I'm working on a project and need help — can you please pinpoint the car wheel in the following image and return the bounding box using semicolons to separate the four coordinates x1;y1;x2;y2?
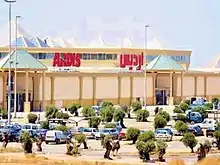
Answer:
55;139;60;144
45;141;49;144
212;142;217;148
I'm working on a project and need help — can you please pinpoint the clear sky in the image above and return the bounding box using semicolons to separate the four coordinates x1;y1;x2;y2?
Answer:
0;0;219;68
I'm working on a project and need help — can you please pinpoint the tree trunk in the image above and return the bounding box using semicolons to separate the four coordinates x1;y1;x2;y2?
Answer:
144;152;150;161
120;119;126;128
83;141;88;149
190;147;194;153
75;111;78;116
128;113;131;118
132;138;137;144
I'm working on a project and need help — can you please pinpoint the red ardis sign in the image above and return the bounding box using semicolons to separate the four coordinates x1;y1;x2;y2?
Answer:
120;53;144;70
53;52;81;67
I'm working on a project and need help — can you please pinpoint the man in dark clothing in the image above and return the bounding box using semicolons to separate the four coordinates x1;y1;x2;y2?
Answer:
36;134;43;152
197;143;206;161
2;132;9;148
104;138;113;160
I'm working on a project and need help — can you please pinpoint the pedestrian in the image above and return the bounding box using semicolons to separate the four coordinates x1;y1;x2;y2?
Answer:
104;137;113;160
2;131;8;148
36;134;43;152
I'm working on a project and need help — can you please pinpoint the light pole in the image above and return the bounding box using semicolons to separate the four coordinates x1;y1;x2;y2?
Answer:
5;0;16;124
144;25;149;110
13;15;21;118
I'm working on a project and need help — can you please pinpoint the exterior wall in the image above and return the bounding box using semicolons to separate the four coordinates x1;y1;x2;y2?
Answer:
183;76;195;97
197;76;204;96
156;75;169;88
82;77;93;99
207;77;220;95
0;77;2;105
96;77;118;99
53;77;79;100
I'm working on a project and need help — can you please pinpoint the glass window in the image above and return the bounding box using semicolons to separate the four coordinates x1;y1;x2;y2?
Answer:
106;54;113;60
91;53;98;60
83;53;89;60
98;53;105;60
47;53;54;59
112;54;117;60
39;53;46;59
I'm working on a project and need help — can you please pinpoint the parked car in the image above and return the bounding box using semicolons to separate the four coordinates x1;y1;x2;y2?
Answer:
156;128;173;136
206;126;220;137
194;118;216;129
188;125;203;136
140;129;148;134
212;139;218;148
155;130;172;141
118;131;126;140
95;128;119;140
81;128;98;139
92;106;102;115
45;130;68;144
0;128;18;142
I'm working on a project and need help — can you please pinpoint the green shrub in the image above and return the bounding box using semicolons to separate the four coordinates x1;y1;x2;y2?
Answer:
158;111;170;122
88;117;101;128
27;113;38;124
138;131;155;142
176;114;187;122
21;131;33;154
75;133;87;144
62;113;69;119
45;105;58;119
214;130;220;150
126;127;141;144
182;133;198;153
212;97;219;105
55;112;64;119
104;123;116;128
174;120;188;135
113;108;126;128
183;99;190;105
68;103;81;116
179;102;189;112
55;125;70;132
82;107;96;117
131;102;142;112
136;109;150;122
100;106;115;122
204;103;213;110
154;115;167;129
102;101;113;108
173;106;184;113
136;131;156;161
40;121;49;129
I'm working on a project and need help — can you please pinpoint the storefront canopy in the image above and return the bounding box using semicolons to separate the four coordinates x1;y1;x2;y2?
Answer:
146;55;185;71
0;50;47;71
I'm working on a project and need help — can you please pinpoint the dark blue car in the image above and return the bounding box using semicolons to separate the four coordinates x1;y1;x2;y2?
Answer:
188;125;203;136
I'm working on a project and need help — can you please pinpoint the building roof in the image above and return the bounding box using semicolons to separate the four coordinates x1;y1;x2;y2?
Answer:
146;55;185;71
10;36;36;48
0;50;47;70
30;37;49;48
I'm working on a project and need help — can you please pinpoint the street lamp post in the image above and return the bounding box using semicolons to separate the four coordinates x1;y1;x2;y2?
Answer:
13;15;21;118
5;0;16;124
144;25;149;110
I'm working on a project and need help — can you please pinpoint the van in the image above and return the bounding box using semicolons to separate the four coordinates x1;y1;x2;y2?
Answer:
45;130;67;144
22;124;41;130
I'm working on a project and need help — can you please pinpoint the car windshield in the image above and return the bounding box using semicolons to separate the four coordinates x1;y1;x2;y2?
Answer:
102;129;110;133
22;125;31;129
83;128;91;132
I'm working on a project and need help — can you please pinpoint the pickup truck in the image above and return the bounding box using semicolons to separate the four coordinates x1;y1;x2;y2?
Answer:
172;111;203;124
194;118;216;129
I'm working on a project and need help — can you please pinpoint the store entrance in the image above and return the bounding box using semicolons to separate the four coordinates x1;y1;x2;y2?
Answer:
6;93;32;112
155;90;168;105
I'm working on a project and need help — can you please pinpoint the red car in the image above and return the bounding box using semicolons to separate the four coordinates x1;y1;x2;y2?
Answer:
119;132;126;140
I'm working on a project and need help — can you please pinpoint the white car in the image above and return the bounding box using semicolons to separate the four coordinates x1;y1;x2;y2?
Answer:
195;118;216;129
155;130;172;141
45;130;67;144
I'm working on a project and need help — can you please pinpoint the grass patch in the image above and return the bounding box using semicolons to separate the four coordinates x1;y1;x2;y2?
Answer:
0;147;23;153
